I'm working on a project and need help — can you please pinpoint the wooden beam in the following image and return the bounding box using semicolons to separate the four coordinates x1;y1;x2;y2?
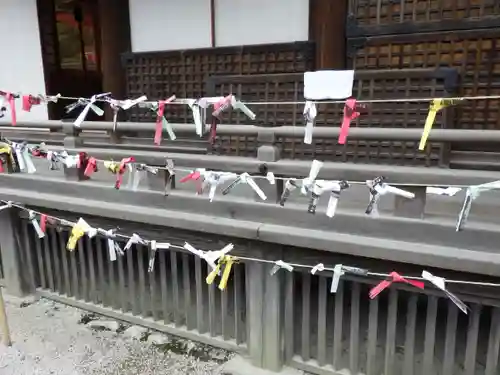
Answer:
309;0;347;69
98;0;131;119
210;0;216;47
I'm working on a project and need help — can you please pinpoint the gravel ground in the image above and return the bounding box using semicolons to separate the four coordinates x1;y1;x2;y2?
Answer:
0;296;232;375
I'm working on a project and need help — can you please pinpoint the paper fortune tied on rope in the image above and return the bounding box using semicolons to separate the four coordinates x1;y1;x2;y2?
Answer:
184;242;234;272
311;263;325;275
422;271;468;314
210;95;256;143
13;142;36;174
206;255;236;291
221;172;267;201
0;201;12;212
7;198;500;298
147;241;170;273
103;229;123;261
0;91;18;125
419;98;462;151
280;179;298;206
270;260;293;275
107;95;147;131
301;160;323;195
67;219;88;251
456;180;500;231
71;93;108;127
124;233;146;251
200;170;238;202
22;95;42;112
29;211;45;239
328;265;369;293
365;177;415;217
187;98;208;137
369;271;425;299
427;186;462;196
338;98;361;145
303;101;317;144
307;180;349;218
153;95;176;145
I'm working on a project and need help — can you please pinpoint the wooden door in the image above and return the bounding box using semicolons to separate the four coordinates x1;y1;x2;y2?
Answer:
37;0;102;120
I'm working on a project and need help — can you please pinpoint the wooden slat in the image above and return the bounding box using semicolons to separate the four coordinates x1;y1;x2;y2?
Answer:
332;280;344;370
442;300;458;375
149;251;159;321
96;238;107;306
137;245;147;317
117;248;127;312
49;228;61;293
20;220;36;290
77;238;88;301
464;304;482;375
208;262;217;337
171;251;181;326
221;278;229;340
107;241;117;309
70;239;80;299
284;271;295;362
35;224;47;289
422;296;438;375
301;273;311;361
366;295;379;375
127;244;139;315
182;253;193;329
384;289;398;375
85;237;97;303
317;276;328;366
403;294;418;375
349;282;361;373
233;264;245;345
194;256;205;333
159;249;169;322
485;307;500;375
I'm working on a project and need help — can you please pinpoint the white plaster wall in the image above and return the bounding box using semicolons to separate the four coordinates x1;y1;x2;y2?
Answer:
0;0;48;122
128;0;309;52
214;0;309;47
129;0;212;52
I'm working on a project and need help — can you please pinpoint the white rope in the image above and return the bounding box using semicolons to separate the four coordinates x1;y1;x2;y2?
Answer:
5;200;500;287
4;92;500;107
18;140;473;189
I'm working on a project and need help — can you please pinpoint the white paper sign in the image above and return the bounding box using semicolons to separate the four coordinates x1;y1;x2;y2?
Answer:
304;70;355;100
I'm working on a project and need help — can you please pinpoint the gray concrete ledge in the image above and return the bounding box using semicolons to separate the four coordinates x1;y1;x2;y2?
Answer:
1;183;500;276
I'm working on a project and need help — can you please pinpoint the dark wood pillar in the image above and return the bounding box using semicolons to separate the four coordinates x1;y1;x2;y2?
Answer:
309;0;347;69
98;0;131;119
36;0;60;120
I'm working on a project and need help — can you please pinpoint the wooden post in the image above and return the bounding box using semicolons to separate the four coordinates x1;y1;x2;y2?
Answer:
0;287;11;346
0;210;31;297
97;0;131;118
245;245;286;372
309;0;347;69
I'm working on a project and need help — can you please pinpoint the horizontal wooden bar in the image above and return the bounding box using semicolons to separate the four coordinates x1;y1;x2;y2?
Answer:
346;16;500;38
